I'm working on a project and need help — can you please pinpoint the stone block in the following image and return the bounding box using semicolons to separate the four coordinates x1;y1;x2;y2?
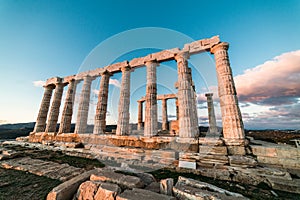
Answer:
178;160;196;169
199;146;227;155
116;188;176;200
228;155;257;168
94;182;121;200
47;169;98;200
75;181;98;200
227;146;246;155
160;178;174;196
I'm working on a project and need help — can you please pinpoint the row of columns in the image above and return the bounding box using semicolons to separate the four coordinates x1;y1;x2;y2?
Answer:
33;42;244;141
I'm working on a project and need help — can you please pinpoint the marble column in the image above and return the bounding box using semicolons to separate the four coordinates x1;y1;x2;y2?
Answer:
33;85;55;132
137;100;144;130
74;75;93;134
144;61;158;137
205;93;218;134
93;71;111;134
116;66;131;136
58;79;77;134
175;52;198;138
175;98;179;120
161;98;168;131
45;82;64;133
211;42;245;141
188;67;199;135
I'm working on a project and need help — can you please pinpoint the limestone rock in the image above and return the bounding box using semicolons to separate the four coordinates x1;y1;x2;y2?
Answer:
94;182;121;200
160;178;174;195
228;155;257;168
76;181;98;200
117;188;176;200
145;182;160;193
173;176;248;200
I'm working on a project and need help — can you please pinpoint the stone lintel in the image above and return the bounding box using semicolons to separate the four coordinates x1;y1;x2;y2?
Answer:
45;77;63;86
138;93;177;102
183;35;220;54
106;61;129;73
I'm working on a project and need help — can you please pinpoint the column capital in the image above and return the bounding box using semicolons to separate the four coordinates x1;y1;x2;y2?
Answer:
100;70;112;77
121;65;131;72
205;93;214;97
210;42;229;54
145;60;159;67
175;51;190;61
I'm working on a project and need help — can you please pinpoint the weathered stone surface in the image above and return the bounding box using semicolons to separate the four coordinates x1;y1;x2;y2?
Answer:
228;155;257;168
178;160;196;169
75;181;98;200
47;169;98;200
227;146;246;155
116;66;131;136
205;93;218;134
160;178;173;195
173;176;248;200
0;157;85;181
91;169;144;189
199;146;227;155
94;182;121;200
211;42;245;140
117;188;176;200
145;182;160;193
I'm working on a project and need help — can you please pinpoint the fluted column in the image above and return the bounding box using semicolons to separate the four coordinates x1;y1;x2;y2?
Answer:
175;52;198;138
45;82;64;133
58;79;77;134
33;85;55;132
161;98;168;131
211;42;245;141
116;66;131;136
205;93;218;134
93;71;111;134
137;100;144;130
74;75;93;134
175;98;179;120
188;67;199;135
144;61;158;137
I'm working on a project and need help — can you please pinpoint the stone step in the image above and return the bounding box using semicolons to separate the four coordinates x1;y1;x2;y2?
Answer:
0;157;85;181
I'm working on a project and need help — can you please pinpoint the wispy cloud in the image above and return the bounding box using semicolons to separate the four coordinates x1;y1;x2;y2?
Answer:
235;50;300;106
33;80;45;87
109;79;121;88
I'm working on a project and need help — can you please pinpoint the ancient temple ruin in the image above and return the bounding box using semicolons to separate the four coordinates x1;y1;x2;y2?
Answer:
31;36;243;138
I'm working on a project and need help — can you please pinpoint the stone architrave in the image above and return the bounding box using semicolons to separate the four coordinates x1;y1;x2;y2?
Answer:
116;66;131;136
74;75;93;134
33;85;55;133
137;100;144;130
144;61;158;137
45;82;64;133
58;79;78;134
211;42;245;142
161;98;168;131
205;93;218;134
93;71;111;134
175;52;198;138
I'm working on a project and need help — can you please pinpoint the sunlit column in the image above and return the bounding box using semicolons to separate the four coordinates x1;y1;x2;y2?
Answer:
116;66;131;136
93;71;111;134
211;42;245;141
144;61;158;137
58;79;77;134
33;85;55;132
45;82;64;133
74;75;93;134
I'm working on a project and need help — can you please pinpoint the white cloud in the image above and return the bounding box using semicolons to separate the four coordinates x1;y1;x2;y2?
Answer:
109;79;121;88
33;80;45;87
235;50;300;105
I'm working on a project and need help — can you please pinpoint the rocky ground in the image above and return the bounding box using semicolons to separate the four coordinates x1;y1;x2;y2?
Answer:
0;142;300;200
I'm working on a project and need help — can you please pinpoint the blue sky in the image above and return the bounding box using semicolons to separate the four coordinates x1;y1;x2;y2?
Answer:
0;0;299;129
